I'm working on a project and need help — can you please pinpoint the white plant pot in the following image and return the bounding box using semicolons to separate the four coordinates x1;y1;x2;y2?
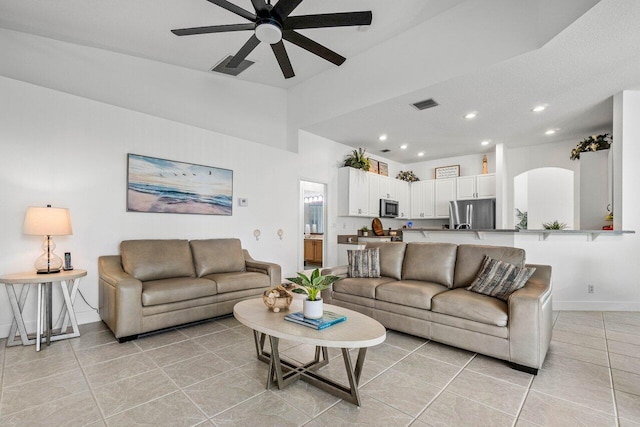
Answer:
303;298;324;319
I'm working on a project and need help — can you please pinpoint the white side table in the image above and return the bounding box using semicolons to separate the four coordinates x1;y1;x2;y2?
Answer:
1;269;87;351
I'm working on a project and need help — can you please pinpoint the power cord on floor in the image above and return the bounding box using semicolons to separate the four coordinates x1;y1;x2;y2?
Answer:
53;288;100;330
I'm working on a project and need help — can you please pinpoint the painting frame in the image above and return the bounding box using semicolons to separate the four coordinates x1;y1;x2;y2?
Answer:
378;161;389;176
434;165;460;179
127;153;233;216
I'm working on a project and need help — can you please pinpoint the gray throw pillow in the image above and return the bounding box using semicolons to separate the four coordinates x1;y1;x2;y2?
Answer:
467;256;536;301
347;248;381;278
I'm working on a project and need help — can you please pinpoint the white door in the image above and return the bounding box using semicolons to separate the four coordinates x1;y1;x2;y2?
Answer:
351;169;370;216
435;178;456;217
476;174;496;198
396;180;410;219
368;173;381;217
456;176;476;200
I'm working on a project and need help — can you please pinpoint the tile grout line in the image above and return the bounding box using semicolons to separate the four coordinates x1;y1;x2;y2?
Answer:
603;313;622;427
511;371;541;426
0;340;6;416
71;336;110;424
411;352;478;423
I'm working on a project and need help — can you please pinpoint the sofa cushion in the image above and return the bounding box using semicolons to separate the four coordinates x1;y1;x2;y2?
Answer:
453;244;526;289
364;242;407;280
376;280;449;310
202;271;269;293
348;248;380;278
402;243;458;288
333;277;396;299
467;256;537;301
121;240;195;282
190;239;246;277
431;288;508;327
141;277;217;306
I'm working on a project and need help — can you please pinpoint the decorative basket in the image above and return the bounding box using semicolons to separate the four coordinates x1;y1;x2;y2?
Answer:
262;285;293;313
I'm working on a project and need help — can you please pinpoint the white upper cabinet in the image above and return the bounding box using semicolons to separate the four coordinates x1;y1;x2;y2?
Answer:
338;167;370;217
435;178;457;217
411;180;435;219
456;174;496;200
379;176;395;200
395;180;410;219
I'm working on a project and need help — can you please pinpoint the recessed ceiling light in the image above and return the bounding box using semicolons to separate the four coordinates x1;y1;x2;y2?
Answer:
481;140;490;146
464;112;478;119
545;129;557;135
378;134;387;141
400;144;408;150
532;105;546;113
418;152;425;157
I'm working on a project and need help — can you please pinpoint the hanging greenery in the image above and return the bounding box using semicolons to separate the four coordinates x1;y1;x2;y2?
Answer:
570;133;611;160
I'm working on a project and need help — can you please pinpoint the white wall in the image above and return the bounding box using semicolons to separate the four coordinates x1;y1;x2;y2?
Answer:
0;76;298;338
523;168;574;230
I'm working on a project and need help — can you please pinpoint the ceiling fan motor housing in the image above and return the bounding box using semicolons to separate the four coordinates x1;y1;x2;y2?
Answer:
255;19;282;44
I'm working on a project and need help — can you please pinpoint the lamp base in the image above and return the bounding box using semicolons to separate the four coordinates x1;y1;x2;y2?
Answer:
37;268;61;274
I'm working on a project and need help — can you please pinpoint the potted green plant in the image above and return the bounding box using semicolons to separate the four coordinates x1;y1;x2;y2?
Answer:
287;269;340;319
343;148;371;171
360;226;370;236
542;220;568;230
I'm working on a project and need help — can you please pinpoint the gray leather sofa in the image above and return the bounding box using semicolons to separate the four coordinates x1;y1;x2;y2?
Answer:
98;238;280;341
321;242;552;373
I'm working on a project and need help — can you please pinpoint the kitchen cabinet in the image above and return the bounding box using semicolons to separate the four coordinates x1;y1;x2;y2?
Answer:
338;167;370;217
369;175;398;216
304;239;323;264
456;174;496;200
411;180;435;219
435;178;457;217
395;180;411;219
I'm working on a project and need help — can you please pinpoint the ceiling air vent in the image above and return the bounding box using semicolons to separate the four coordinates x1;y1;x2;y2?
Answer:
380;149;391;153
412;98;439;111
211;55;254;76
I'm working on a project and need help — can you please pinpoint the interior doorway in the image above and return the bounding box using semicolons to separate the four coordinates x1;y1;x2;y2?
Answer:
300;180;327;272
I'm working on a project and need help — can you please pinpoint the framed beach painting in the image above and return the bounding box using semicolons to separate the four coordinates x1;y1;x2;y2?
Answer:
127;154;233;215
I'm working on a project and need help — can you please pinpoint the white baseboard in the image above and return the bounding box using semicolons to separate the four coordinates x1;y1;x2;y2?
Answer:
0;309;102;340
553;301;640;311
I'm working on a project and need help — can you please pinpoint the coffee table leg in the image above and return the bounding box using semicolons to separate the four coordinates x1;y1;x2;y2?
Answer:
268;336;286;390
342;348;364;406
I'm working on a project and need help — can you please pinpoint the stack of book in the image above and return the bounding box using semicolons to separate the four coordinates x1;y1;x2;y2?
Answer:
284;311;347;330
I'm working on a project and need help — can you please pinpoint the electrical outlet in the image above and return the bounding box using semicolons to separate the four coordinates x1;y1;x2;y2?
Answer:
238;198;248;207
588;284;595;294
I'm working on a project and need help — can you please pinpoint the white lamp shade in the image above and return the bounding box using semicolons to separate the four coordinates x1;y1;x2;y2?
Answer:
23;206;73;236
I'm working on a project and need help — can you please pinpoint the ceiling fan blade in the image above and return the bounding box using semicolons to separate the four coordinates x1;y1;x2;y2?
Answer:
283;11;372;30
227;35;261;68
283;30;345;66
171;23;255;36
271;41;295;79
206;0;256;21
272;0;303;21
250;0;269;14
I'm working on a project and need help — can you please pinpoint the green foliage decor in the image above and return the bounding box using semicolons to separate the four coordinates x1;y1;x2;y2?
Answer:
396;170;420;182
287;268;341;301
570;133;611;160
542;220;567;230
343;148;371;171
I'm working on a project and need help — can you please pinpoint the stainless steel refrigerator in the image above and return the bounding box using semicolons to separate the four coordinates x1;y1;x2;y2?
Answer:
449;199;496;230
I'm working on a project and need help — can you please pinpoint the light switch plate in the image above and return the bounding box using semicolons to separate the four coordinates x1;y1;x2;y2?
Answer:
238;198;248;207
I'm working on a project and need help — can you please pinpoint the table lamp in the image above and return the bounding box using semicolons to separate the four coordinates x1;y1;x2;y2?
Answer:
23;205;73;274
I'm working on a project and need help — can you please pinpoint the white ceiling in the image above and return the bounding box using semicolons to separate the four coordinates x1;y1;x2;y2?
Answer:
2;0;640;163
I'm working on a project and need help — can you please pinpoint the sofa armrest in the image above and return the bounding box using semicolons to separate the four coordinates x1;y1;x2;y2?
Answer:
508;264;553;369
98;255;143;338
243;249;282;288
319;265;349;303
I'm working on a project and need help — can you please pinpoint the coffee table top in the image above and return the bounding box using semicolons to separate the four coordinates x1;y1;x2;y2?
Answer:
234;298;386;348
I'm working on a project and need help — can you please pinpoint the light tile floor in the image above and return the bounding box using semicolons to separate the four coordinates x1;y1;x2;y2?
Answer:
0;310;639;426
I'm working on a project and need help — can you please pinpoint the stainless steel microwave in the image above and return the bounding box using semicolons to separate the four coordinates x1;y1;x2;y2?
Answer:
380;199;399;218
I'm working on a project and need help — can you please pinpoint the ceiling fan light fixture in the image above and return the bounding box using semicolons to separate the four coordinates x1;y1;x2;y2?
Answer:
255;21;282;44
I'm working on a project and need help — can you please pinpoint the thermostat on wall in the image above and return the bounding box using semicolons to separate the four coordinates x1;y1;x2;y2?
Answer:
238;198;248;207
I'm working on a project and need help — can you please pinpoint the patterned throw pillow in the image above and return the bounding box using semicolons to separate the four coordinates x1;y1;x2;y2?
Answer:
347;248;381;278
467;256;536;301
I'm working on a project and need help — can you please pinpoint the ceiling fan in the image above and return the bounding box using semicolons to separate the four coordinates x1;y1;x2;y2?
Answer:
171;0;373;79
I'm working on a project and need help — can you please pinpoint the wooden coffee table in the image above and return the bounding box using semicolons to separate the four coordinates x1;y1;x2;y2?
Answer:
233;298;386;406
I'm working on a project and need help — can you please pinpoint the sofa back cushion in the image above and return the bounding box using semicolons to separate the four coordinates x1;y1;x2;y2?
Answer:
121;239;195;282
453;244;526;289
364;242;407;280
402;243;458;288
190;238;246;277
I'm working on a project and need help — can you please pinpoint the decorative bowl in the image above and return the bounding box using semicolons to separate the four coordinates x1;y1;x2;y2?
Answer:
262;285;293;313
